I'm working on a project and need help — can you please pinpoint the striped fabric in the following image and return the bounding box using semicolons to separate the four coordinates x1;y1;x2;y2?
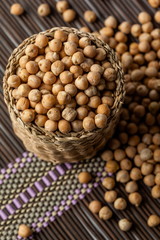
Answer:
0;152;107;239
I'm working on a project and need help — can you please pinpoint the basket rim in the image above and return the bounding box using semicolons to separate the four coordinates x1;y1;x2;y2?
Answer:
3;26;125;141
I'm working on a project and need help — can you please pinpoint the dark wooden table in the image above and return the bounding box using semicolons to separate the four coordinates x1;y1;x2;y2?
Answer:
0;1;159;239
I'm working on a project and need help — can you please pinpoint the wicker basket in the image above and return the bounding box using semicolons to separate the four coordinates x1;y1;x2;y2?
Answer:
3;27;125;164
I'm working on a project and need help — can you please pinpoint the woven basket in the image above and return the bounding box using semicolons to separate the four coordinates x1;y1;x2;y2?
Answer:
3;27;125;164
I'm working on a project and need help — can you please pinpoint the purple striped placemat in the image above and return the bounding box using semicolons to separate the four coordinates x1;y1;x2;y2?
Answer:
0;152;107;240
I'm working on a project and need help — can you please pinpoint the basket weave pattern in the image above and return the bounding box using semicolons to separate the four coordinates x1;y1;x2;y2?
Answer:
3;27;125;163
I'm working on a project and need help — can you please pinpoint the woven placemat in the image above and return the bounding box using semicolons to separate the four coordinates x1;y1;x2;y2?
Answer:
1;152;160;240
0;152;108;240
